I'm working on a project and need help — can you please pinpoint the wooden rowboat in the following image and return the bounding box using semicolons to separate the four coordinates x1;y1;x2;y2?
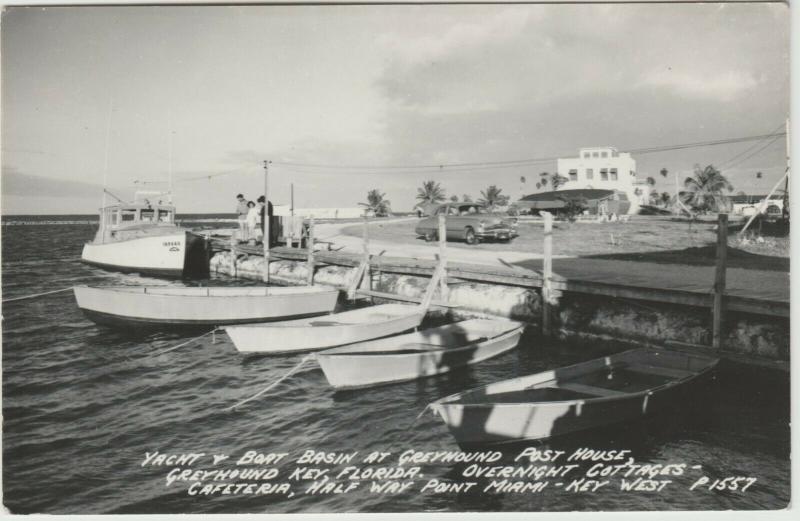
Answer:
74;285;340;328
225;303;424;354
316;318;524;389
430;347;718;446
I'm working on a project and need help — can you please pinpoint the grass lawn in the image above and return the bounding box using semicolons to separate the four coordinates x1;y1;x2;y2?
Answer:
342;216;789;272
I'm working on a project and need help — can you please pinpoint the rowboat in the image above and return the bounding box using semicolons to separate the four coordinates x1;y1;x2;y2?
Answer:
82;193;209;278
316;318;524;389
225;303;424;354
74;285;340;328
430;347;719;446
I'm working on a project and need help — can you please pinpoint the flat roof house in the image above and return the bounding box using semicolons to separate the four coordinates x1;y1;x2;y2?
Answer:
556;147;649;214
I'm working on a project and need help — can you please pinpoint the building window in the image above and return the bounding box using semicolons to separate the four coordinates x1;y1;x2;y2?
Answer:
586;168;594;180
601;151;608;158
569;169;578;181
600;168;609;181
592;152;599;158
583;152;590;158
630;170;635;177
612;151;619;158
610;168;618;181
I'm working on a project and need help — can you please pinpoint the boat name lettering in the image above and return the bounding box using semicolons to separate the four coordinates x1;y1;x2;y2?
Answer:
398;449;502;465
162;241;181;247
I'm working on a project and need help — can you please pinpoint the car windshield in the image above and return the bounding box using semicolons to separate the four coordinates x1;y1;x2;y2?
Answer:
459;205;487;215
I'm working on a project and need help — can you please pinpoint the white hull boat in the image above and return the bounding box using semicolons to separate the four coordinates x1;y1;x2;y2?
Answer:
81;196;209;278
316;318;524;389
74;285;340;328
225;303;424;354
430;347;719;446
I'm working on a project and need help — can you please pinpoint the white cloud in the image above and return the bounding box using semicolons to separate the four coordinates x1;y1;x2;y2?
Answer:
638;68;760;101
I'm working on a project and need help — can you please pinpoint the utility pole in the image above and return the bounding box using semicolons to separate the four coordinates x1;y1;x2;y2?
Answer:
784;116;790;220
263;160;271;284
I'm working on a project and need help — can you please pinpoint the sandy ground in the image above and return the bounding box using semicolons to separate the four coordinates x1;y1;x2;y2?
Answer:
313;217;563;267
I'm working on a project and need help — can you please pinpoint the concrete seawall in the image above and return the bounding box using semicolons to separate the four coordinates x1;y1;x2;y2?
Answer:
210;251;789;363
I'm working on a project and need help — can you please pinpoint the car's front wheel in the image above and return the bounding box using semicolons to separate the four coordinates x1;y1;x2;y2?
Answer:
464;227;478;245
424;230;437;242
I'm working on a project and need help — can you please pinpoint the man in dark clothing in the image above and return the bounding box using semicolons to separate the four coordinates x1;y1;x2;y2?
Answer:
257;196;275;247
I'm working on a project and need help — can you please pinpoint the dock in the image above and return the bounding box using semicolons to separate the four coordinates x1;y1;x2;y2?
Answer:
209;238;788;319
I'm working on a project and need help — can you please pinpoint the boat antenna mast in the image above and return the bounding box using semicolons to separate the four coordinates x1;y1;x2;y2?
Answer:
168;111;174;204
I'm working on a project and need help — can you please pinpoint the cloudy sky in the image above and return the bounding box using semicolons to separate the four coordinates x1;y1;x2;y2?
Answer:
1;2;790;214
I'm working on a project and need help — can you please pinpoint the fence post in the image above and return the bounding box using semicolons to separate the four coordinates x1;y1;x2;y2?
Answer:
306;216;315;286
438;214;449;302
712;213;728;350
542;212;553;336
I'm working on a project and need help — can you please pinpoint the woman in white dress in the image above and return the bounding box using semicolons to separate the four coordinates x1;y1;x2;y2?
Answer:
246;201;261;243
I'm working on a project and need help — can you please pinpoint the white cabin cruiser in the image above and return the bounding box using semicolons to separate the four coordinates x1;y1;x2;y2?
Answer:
81;192;209;278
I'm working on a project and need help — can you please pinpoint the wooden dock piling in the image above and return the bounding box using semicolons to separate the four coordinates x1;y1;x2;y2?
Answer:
306;216;315;285
712;213;728;349
438;214;449;302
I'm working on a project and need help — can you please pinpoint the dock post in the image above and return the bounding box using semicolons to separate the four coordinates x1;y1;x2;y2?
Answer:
362;215;371;292
712;213;728;350
229;233;237;277
438;214;449;302
542;212;553;336
262;160;271;284
306;216;316;285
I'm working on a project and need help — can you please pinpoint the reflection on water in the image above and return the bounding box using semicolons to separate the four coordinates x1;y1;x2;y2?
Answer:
1;220;790;513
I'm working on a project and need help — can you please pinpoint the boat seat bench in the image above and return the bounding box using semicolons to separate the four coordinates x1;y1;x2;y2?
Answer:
625;363;695;380
557;382;629;397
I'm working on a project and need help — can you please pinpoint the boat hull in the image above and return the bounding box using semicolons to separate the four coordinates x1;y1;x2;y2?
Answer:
431;348;718;446
81;231;209;278
74;285;340;328
317;320;524;389
225;304;424;354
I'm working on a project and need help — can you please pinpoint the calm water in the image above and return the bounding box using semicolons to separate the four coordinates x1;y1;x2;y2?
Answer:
1;217;790;514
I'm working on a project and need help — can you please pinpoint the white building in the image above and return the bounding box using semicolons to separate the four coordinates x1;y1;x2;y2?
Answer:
556;147;650;213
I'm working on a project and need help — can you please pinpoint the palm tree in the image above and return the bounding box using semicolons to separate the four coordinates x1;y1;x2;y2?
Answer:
449;195;459;202
549;173;569;190
646;176;656;187
660;168;668;178
539;172;549;190
462;194;473;202
661;192;671;206
359;189;391;217
682;164;734;213
416;180;446;205
478;185;510;210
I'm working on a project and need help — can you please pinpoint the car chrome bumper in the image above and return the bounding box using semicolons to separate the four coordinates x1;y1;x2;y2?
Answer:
476;229;518;239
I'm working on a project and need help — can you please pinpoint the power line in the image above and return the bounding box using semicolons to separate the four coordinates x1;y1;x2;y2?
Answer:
270;130;786;173
717;123;785;169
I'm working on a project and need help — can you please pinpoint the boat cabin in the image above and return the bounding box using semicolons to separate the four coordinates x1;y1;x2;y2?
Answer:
93;202;181;244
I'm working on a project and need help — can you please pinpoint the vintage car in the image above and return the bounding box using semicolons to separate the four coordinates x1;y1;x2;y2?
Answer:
414;203;518;244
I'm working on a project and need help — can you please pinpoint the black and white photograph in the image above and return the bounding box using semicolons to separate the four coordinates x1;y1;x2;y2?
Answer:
0;0;793;516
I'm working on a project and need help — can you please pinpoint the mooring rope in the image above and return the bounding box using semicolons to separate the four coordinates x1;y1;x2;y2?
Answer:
225;354;317;412
149;328;220;358
2;287;74;304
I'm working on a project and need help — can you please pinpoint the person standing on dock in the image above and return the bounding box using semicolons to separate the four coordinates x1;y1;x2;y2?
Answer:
257;195;275;247
236;194;249;242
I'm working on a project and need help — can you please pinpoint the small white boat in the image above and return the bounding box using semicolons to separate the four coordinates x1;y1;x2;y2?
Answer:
430;347;719;446
225;303;424;354
316;318;524;389
82;192;209;278
74;285;340;328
